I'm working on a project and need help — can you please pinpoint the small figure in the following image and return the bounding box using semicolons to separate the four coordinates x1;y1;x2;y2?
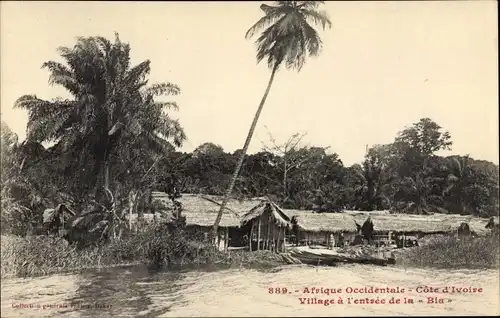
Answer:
329;233;335;249
338;232;345;247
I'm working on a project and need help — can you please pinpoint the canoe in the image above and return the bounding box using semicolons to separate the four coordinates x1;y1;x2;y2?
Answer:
287;246;395;266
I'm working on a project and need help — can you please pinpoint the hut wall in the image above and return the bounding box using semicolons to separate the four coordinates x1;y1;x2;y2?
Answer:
184;225;234;251
299;231;328;245
298;231;357;247
248;207;287;252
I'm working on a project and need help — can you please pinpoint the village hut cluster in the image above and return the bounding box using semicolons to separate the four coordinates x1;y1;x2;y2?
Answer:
128;192;498;252
148;192;261;251
43;191;499;253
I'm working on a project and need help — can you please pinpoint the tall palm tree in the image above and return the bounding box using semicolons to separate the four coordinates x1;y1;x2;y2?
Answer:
15;33;185;199
349;147;395;210
212;1;332;237
443;155;472;214
14;34;186;237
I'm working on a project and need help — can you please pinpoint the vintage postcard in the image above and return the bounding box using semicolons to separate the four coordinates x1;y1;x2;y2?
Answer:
1;1;499;317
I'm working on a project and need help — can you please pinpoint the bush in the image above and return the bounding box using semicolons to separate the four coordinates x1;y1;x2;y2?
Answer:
396;233;500;269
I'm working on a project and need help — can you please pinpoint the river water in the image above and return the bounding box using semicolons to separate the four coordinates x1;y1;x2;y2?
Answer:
1;264;499;317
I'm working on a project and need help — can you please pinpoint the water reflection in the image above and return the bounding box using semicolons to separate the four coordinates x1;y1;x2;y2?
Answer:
2;264;498;317
60;266;189;317
59;263;271;317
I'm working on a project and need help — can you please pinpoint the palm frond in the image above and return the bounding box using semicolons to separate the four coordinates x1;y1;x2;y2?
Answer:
14;95;75;142
299;18;322;56
42;61;81;96
249;1;330;71
94;36;113;56
146;82;181;97
153;101;179;111
155;117;186;147
299;9;331;29
139;133;175;155
246;5;288;39
297;1;325;9
125;61;151;85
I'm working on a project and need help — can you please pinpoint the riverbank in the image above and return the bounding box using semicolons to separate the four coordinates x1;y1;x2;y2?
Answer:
0;232;287;279
2;231;499;279
395;232;500;269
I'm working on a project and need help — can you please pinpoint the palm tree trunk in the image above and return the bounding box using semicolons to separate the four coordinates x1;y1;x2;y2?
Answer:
212;65;278;239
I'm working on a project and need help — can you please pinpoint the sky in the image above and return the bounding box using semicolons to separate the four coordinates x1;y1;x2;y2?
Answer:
1;1;498;166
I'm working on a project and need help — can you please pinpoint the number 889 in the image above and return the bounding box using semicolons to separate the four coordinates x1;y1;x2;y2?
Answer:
268;287;288;294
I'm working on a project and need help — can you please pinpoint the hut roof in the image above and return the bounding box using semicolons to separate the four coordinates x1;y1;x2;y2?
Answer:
347;212;497;234
151;192;263;228
195;194;265;216
433;214;497;236
282;210;358;233
240;201;291;228
343;210;391;215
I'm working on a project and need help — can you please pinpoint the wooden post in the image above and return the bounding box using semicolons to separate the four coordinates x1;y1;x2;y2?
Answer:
257;217;261;251
266;214;271;250
274;224;277;253
277;226;280;252
269;222;276;252
279;226;283;253
276;226;280;253
217;229;221;249
250;221;255;252
225;227;229;252
283;227;287;252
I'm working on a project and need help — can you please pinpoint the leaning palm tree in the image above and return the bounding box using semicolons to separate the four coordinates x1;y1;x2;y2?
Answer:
212;1;332;238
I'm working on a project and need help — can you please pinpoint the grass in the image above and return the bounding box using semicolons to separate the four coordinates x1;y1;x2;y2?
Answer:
1;234;140;278
396;232;500;269
1;221;288;279
5;220;497;278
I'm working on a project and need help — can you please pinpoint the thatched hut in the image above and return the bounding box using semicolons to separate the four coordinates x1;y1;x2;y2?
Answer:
240;201;291;252
346;212;496;246
149;192;261;251
281;210;358;247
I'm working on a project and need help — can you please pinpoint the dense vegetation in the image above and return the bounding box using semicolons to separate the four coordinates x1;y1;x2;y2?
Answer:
1;32;499;239
154;127;498;218
4;110;499;238
1;2;498;277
